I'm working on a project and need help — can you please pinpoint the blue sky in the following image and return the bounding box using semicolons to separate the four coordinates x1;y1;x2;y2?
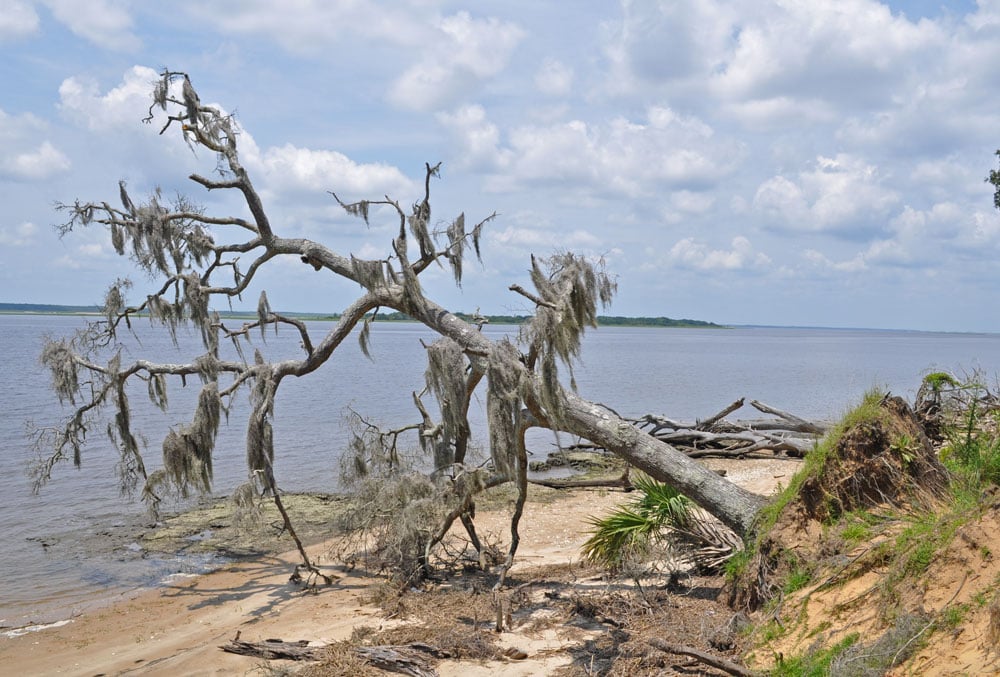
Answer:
2;1;1000;332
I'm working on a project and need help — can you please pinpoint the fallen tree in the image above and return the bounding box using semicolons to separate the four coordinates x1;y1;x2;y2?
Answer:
32;70;766;589
561;398;827;461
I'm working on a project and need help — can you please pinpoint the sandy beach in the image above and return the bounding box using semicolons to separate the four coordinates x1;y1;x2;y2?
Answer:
0;459;797;676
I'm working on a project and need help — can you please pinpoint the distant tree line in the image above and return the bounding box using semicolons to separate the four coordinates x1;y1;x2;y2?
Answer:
1;303;723;328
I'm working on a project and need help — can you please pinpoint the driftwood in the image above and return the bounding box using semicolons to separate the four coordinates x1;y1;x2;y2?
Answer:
528;473;632;490
565;398;828;460
648;638;758;677
221;636;325;661
355;644;445;677
220;634;446;676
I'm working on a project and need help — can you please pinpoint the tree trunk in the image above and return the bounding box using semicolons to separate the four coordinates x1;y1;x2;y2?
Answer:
409;300;768;539
557;390;767;539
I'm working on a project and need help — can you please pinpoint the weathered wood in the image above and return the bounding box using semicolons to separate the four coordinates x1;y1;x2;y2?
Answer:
528;474;632;490
611;399;826;461
220;636;445;676
697;398;745;429
647;638;759;677
722;418;831;434
355;644;443;677
554;389;768;539
750;399;827;434
221;637;324;661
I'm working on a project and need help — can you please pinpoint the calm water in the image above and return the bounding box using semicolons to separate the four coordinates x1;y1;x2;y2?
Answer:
2;314;1000;630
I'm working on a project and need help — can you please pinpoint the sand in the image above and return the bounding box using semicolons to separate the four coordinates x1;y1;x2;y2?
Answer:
0;459;799;676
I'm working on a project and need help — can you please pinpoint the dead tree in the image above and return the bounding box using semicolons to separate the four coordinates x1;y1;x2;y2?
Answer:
32;71;766;586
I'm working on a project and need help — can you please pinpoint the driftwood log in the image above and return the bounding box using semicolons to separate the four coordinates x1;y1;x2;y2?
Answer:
564;398;828;460
648;638;758;677
220;634;447;676
221;636;325;661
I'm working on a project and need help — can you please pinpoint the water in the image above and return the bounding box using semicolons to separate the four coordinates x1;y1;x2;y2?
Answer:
2;314;1000;629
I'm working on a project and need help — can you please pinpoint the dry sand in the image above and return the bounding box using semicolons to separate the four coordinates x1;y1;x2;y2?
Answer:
0;459;799;676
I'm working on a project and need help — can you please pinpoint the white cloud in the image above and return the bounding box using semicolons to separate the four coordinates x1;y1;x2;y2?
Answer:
721;96;835;130
52;241;110;270
491;225;600;250
0;221;38;246
1;140;70;180
480;106;741;198
534;58;573;96
753;154;898;236
670;190;714;214
58;66;161;132
712;1;942;102
661;190;715;224
804;249;867;273
668;236;771;272
43;0;140;51
179;0;424;54
754;175;808;222
0;107;47;141
436;104;509;170
388;11;524;111
0;0;39;40
602;0;736;92
804;197;1000;275
243;141;415;198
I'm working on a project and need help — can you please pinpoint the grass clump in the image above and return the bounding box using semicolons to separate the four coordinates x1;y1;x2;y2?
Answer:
941;402;1000;490
771;633;859;677
758;390;891;532
725;390;899;595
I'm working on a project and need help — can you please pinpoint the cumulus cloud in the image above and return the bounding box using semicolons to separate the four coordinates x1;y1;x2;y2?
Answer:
491;225;600;250
1;140;71;180
661;190;715;224
667;235;771;271
803;249;867;273
0;0;39;40
602;0;735;91
179;0;424;54
242;141;415;199
753;154;898;237
43;0;140;51
668;236;772;272
58;65;160;132
53;241;112;270
0;221;38;246
535;58;573;96
601;0;946;123
388;11;524;111
714;2;941;102
466;105;742;197
804;198;1000;275
436;104;509;170
0;107;48;143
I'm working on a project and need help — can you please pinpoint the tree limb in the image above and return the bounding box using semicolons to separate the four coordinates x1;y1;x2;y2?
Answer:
647;638;759;677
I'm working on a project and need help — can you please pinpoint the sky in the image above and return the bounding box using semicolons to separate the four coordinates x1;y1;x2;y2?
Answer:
1;0;1000;332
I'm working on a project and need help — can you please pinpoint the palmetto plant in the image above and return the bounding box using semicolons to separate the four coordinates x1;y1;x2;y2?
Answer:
583;474;742;574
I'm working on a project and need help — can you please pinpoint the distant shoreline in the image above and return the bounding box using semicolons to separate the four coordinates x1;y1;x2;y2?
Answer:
0;303;725;329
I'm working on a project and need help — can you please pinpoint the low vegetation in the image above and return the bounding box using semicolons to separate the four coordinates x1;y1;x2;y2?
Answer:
582;473;740;575
279;373;1000;675
730;374;1000;675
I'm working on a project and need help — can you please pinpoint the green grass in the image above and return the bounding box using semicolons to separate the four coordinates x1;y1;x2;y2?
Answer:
725;390;891;588
756;389;890;532
770;633;859;677
782;566;813;595
742;376;1000;674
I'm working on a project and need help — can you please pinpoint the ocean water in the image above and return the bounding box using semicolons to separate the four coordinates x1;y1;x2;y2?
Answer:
2;314;999;629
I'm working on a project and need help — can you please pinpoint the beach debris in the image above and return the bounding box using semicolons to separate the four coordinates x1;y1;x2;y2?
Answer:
220;632;447;675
